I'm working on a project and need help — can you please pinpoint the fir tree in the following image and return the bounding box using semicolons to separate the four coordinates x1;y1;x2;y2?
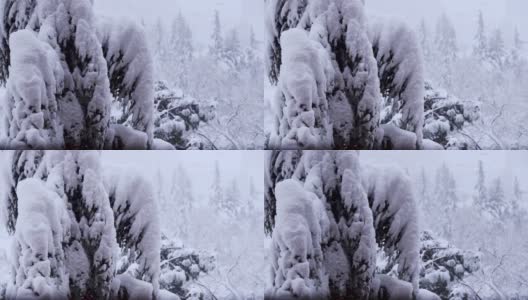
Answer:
510;176;523;223
513;27;523;52
434;13;457;89
267;150;423;299
419;18;432;62
474;160;488;214
473;10;487;61
5;151;162;299
166;12;194;90
487;177;507;222
434;163;458;239
488;28;506;69
418;167;431;211
249;26;258;51
224;28;243;69
223;178;241;218
170;164;194;240
267;0;426;150
210;161;223;209
1;0;154;149
210;10;223;59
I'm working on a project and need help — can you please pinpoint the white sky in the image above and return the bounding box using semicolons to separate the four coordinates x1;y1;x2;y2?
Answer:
361;151;528;205
93;0;264;47
102;151;263;205
366;0;528;51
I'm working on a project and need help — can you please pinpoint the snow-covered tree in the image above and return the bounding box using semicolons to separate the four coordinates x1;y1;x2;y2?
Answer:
486;177;507;222
3;151;163;299
209;161;223;209
246;176;258;214
417;167;431;209
370;19;425;149
513;176;523;209
509;176;524;225
156;235;215;300
433;163;458;239
422;81;480;149
209;10;223;59
266;150;428;299
224;28;244;69
220;178;241;219
473;160;488;214
249;26;259;52
97;17;155;149
54;152;118;299
488;28;506;69
166;164;194;240
153;81;215;150
5;150;45;234
0;0;154;149
419;231;481;300
266;0;428;150
161;12;194;91
418;19;433;63
104;165;161;291
509;27;526;76
0;0;38;85
433;14;457;90
152;18;166;60
9;178;69;299
473;11;487;61
513;28;523;52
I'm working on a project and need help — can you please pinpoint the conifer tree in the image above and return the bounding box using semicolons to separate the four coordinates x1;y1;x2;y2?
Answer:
487;177;507;221
474;160;488;214
473;11;487;61
266;150;423;299
210;10;223;59
1;0;154;149
266;0;426;150
434;13;457;89
4;151;162;299
210;161;223;209
488;28;506;69
434;163;458;239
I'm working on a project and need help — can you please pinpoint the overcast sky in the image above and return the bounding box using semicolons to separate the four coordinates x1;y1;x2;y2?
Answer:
94;0;264;46
361;151;528;205
366;0;528;50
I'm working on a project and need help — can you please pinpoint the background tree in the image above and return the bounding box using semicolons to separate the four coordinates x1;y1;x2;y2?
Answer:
473;11;488;61
433;163;458;239
434;13;458;90
209;10;224;59
488;29;506;69
209;161;223;209
487;177;507;223
473;160;488;214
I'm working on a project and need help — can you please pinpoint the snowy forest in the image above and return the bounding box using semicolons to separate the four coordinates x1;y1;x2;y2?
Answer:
264;0;528;150
264;150;528;300
0;0;264;150
0;150;264;299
